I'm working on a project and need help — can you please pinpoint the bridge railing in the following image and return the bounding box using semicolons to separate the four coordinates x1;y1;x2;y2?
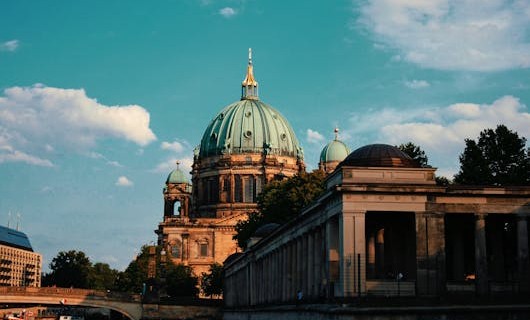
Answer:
0;287;141;302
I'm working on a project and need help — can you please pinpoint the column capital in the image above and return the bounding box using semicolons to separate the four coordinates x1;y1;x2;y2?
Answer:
342;210;366;217
474;212;488;220
415;211;445;218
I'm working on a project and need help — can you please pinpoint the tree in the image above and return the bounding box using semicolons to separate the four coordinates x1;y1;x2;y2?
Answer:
201;263;223;298
397;142;451;185
44;250;92;288
454;125;530;185
89;262;119;290
397;142;429;167
165;263;199;297
234;170;326;249
116;245;152;293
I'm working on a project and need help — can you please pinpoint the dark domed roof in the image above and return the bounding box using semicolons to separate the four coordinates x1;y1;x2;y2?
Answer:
341;144;420;168
253;223;280;238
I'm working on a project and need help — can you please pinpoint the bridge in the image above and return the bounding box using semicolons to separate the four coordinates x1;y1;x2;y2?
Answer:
0;287;143;320
0;287;221;320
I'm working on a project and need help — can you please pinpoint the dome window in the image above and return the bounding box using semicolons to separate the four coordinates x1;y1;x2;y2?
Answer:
219;113;224;120
280;133;287;141
244;130;252;138
210;133;218;141
245;111;252;117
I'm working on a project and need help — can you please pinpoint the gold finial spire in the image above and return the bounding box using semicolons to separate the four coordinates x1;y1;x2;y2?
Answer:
334;127;339;140
241;48;259;100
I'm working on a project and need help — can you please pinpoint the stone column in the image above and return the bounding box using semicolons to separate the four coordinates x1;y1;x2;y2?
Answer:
517;215;530;293
302;234;308;296
367;232;376;278
375;229;385;278
289;241;295;300
475;213;489;297
314;228;322;299
416;212;446;296
339;211;366;297
296;237;302;295
321;220;333;299
307;231;314;299
230;174;235;203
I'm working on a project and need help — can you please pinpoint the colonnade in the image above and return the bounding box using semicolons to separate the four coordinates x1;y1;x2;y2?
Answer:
224;210;530;307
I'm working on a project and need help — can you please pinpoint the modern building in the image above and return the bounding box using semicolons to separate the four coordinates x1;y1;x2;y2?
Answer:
224;144;530;306
156;49;305;277
0;225;42;287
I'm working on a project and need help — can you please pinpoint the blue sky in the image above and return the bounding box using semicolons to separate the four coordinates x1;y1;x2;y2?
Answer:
1;0;529;271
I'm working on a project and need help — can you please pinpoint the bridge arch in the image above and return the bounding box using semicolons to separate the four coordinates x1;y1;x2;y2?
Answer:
0;287;142;320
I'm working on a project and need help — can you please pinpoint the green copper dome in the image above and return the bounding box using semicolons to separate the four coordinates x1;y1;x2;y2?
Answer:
320;139;350;163
166;168;189;184
199;99;303;159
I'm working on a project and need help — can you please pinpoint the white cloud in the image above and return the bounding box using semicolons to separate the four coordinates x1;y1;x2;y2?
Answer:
0;40;19;52
219;7;237;18
87;152;123;167
347;95;530;178
115;176;133;187
405;79;430;89
0;149;53;167
357;0;530;71
306;129;325;144
0;85;156;166
161;140;184;153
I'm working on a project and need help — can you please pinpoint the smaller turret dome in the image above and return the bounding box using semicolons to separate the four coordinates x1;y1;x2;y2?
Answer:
320;131;350;163
166;162;189;184
341;144;419;168
319;128;351;174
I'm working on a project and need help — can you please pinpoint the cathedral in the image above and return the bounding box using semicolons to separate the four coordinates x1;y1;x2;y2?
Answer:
155;50;348;277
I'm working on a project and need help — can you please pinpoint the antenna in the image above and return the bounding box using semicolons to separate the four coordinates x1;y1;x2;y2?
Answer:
7;211;11;228
16;212;21;231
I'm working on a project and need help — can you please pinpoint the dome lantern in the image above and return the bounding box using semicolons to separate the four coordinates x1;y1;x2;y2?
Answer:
241;48;259;100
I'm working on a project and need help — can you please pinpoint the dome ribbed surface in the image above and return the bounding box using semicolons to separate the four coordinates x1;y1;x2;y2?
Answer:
341;144;419;168
166;168;189;184
320;140;350;163
199;100;302;159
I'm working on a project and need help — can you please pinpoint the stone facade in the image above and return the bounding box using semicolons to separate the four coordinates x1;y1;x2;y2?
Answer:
0;238;42;287
224;151;530;306
156;51;305;279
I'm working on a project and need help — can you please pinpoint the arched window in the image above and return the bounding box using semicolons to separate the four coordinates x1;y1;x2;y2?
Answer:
171;240;182;259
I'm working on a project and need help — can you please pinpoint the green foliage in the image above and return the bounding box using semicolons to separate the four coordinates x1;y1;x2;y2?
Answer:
454;125;530;186
234;170;326;249
115;245;152;293
89;262;119;290
43;250;120;290
200;263;223;298
397;142;429;167
398;142;453;186
435;176;451;186
45;250;92;288
165;263;199;297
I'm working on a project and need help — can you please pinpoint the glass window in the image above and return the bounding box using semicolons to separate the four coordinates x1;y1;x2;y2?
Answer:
171;241;181;258
200;243;208;257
